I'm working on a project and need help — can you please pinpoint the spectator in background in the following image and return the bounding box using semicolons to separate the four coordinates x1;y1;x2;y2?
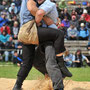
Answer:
13;0;21;13
78;23;89;40
0;52;3;61
5;36;15;49
11;21;19;39
0;11;9;27
70;15;78;28
4;36;15;62
62;16;70;29
9;3;18;14
58;23;67;38
9;9;16;21
71;9;78;18
59;8;71;21
15;40;22;57
79;15;86;28
58;0;67;10
0;0;8;11
72;49;90;67
0;0;3;4
63;50;75;67
85;2;90;15
87;41;90;50
10;15;20;27
75;4;83;17
0;23;11;35
67;23;78;40
86;20;90;40
13;51;22;66
0;31;10;49
81;9;90;22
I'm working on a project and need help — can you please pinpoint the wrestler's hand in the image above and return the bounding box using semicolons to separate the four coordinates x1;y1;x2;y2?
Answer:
36;22;42;27
43;16;54;26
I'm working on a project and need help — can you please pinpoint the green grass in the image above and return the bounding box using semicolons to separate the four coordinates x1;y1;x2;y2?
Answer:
66;67;90;81
0;62;44;80
0;62;90;81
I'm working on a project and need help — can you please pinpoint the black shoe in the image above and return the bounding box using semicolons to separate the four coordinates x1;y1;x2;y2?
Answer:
13;83;22;90
59;88;63;90
13;77;23;90
55;88;63;90
57;56;72;77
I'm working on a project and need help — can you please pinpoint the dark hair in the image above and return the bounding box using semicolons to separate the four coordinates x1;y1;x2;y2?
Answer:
14;51;17;53
75;49;83;66
2;30;7;36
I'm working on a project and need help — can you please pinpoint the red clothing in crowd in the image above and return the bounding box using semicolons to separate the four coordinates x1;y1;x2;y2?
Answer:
81;14;90;22
0;26;11;34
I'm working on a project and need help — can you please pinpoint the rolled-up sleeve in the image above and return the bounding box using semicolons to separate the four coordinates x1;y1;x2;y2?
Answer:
39;0;55;14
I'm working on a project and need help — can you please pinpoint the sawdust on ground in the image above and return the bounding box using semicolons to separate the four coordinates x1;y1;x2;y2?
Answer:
0;78;90;90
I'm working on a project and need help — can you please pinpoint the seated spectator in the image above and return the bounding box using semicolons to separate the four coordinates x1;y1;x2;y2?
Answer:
15;40;22;57
70;15;78;28
67;24;78;40
79;15;86;28
0;31;10;48
4;36;15;62
56;18;61;27
72;49;90;67
87;41;90;50
61;16;70;29
63;50;75;67
58;0;67;10
9;9;16;21
59;8;71;20
58;23;67;38
2;0;8;9
0;0;8;11
8;3;18;14
81;9;90;22
75;4;83;17
5;36;15;49
85;2;90;15
0;0;3;4
86;20;90;40
13;51;22;66
0;11;9;27
71;9;78;18
0;52;3;61
0;23;11;35
13;0;21;13
0;0;10;20
11;21;19;39
10;15;20;27
78;23;89;40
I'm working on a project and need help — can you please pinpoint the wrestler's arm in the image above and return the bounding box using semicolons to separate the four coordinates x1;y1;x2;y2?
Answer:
27;0;38;16
35;9;45;23
27;0;54;25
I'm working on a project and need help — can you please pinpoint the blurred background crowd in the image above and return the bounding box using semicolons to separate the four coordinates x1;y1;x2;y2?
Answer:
0;0;90;67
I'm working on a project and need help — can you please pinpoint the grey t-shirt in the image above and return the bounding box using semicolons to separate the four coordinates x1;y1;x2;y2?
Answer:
39;0;58;29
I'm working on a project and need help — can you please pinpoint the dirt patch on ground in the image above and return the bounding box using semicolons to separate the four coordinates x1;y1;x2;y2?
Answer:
0;78;90;90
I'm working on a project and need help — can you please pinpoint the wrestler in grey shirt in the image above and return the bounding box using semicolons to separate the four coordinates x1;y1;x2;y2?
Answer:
39;0;58;29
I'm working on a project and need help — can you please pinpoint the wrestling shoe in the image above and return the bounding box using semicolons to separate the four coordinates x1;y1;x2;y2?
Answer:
13;77;23;90
57;56;72;77
55;88;63;90
13;83;22;90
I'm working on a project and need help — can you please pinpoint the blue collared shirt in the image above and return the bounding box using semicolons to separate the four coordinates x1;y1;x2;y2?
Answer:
20;0;35;26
